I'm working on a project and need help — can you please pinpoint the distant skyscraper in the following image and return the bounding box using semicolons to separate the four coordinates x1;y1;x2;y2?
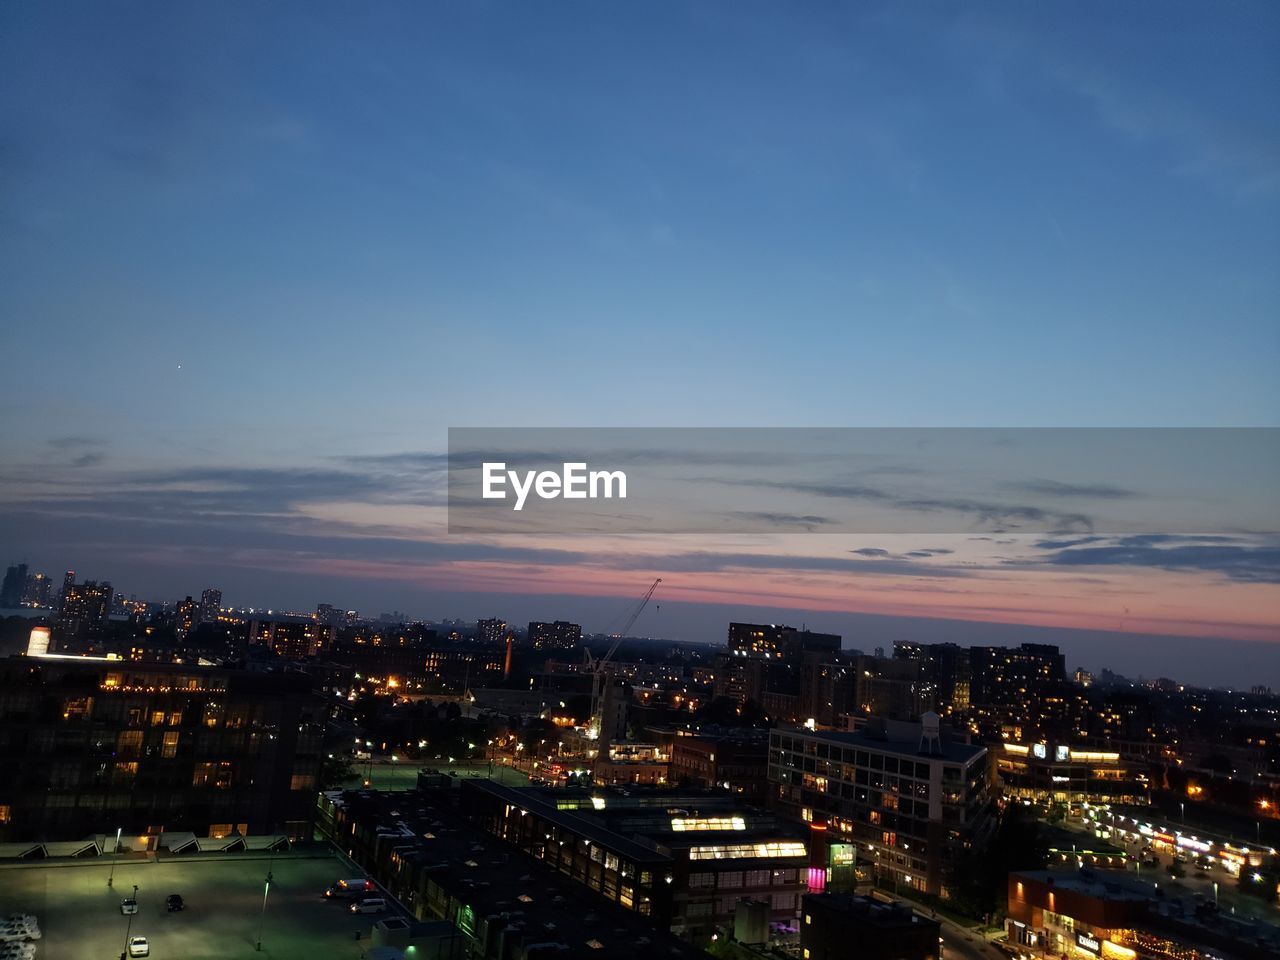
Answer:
59;579;112;634
175;596;199;637
198;587;222;624
0;564;28;608
23;572;52;608
61;570;75;601
527;620;582;651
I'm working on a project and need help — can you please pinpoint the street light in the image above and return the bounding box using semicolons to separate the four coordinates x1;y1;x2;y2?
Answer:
107;827;122;887
255;869;273;951
121;883;138;959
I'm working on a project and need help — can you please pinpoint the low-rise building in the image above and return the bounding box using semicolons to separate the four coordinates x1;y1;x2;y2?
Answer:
998;741;1150;808
801;893;940;960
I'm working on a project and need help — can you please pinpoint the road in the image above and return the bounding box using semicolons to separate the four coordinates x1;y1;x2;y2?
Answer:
0;853;405;960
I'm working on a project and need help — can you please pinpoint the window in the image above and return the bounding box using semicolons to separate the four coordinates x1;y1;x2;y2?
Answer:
689;872;715;888
162;731;179;759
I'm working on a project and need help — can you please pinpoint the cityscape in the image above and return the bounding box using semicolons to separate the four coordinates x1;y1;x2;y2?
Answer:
2;3;1278;960
0;565;1276;960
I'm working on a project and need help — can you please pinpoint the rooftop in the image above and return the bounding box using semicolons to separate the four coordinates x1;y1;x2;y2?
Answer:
778;725;986;764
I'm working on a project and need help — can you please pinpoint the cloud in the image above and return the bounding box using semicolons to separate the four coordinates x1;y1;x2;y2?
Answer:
1031;534;1280;584
1011;479;1138;500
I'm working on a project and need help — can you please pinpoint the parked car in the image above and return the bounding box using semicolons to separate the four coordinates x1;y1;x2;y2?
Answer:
128;935;150;957
350;897;387;915
120;898;139;915
166;893;184;912
326;878;376;899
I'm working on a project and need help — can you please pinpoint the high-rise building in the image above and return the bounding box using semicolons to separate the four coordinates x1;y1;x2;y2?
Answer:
59;579;113;634
477;617;507;643
314;603;342;627
527;620;582;651
176;596;199;637
894;642;971;715
0;564;27;608
198;587;222;624
969;643;1066;706
23;572;52;608
61;570;75;602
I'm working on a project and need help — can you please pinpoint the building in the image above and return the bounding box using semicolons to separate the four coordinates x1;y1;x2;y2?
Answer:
1;564;28;608
801;893;941;960
893;642;971;716
23;572;52;608
58;578;113;634
768;716;996;898
969;643;1066;706
198;587;222;624
250;619;333;660
476;618;507;643
997;741;1150;808
464;780;810;939
0;656;324;842
1008;869;1280;960
670;731;770;802
316;786;703;960
176;596;199;637
528;620;582;651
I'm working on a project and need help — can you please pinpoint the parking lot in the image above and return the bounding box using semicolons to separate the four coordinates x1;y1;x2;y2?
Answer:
0;853;404;960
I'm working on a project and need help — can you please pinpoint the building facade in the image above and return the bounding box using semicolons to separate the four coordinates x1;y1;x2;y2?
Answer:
768;718;996;898
0;656;324;841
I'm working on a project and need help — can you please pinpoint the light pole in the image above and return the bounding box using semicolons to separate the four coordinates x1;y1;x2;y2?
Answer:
121;883;138;959
107;827;122;887
255;868;273;951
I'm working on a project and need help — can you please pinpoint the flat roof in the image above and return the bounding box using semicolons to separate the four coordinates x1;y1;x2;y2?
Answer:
777;727;986;764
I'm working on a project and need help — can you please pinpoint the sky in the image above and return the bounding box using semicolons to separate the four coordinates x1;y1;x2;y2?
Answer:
1;2;1278;686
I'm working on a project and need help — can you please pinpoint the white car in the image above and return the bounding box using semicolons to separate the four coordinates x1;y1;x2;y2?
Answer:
128;935;150;957
350;897;387;914
120;898;139;915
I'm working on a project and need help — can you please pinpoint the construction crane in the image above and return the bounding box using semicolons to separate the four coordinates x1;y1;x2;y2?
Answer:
585;577;661;740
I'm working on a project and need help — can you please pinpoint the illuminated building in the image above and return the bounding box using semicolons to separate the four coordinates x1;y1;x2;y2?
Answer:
176;596;199;637
250;619;332;660
1006;869;1273;960
477;617;507;643
801;893;940;960
669;731;770;802
527;620;582;651
0;655;324;842
998;741;1149;807
198;587;222;624
58;578;113;634
465;781;809;939
768;716;996;898
969;643;1066;706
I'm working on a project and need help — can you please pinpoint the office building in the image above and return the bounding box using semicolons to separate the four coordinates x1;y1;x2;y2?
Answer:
669;731;771;802
176;596;199;637
768;716;996;898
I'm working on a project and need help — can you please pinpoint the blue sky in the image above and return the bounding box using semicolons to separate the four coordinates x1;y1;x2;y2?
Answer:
1;2;1277;682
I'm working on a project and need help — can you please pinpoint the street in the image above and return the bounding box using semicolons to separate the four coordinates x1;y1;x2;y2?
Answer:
0;854;402;960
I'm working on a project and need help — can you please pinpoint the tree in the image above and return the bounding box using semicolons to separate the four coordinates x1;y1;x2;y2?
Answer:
319;754;358;790
948;806;1049;920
